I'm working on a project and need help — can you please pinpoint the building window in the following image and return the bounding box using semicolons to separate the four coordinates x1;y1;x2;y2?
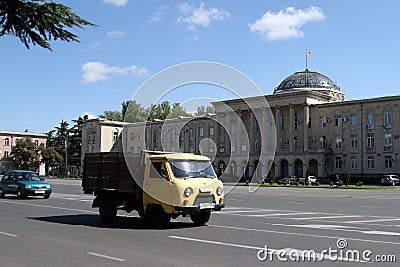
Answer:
231;144;236;152
335;157;342;169
4;138;9;146
384;132;392;147
385;156;393;168
319;116;325;128
351;135;357;148
254;140;259;152
88;132;91;144
241;144;247;152
254;117;259;133
335;114;342;126
4;151;9;158
113;132;118;143
320;136;326;148
351;156;358;169
209;144;214;153
189;128;194;141
294;113;298;131
131;132;135;141
367;133;375;148
219;125;224;135
335;135;342;149
171;130;175;142
92;132;97;144
153;131;158;144
209;126;214;136
293;136;299;150
34;140;39;147
280;113;285;132
367;113;374;128
384;112;392;127
350;114;358;126
199;126;204;137
161;130;167;143
367;156;375;169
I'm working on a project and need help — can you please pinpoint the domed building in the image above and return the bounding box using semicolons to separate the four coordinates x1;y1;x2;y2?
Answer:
81;68;400;183
274;69;345;101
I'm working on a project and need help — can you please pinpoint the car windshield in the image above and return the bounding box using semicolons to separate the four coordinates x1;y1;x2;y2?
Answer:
17;172;42;181
170;160;216;178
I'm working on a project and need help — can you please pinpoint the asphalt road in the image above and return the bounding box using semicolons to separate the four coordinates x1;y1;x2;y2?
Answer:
1;180;399;266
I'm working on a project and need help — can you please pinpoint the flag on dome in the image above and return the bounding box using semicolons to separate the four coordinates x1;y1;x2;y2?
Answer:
307;50;312;55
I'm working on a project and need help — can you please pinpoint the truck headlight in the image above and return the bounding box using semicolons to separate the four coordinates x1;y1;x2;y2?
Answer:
184;187;193;197
216;186;223;196
25;185;32;189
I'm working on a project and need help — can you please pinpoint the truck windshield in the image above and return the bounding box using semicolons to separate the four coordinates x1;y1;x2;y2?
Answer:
170;160;216;178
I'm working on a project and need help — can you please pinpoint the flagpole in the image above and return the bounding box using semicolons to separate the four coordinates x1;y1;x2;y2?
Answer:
305;49;308;70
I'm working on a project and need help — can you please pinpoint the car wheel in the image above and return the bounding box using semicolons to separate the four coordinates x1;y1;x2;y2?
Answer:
0;187;5;198
43;194;51;199
17;189;25;199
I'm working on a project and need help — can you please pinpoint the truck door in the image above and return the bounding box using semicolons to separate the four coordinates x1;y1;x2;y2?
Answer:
143;161;173;212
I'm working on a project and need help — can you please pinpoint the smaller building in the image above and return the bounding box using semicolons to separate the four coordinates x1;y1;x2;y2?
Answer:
0;130;47;175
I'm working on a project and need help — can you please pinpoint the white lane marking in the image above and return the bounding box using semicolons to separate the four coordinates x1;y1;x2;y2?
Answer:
209;224;400;246
0;231;18;237
221;209;276;214
346;218;400;223
0;199;97;214
360;206;382;209
168;236;366;263
292;215;363;220
248;212;317;218
87;252;126;262
287;202;305;205
272;223;400;237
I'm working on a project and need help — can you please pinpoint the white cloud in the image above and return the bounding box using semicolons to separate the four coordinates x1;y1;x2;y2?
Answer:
149;5;168;22
81;62;148;83
249;6;325;41
187;35;200;42
103;0;128;7
177;2;230;30
106;30;125;38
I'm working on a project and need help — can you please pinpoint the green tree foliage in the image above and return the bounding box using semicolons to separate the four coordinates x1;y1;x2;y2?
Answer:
194;105;215;116
10;138;39;170
124;100;147;123
99;110;124;121
147;101;192;121
39;144;63;173
0;0;96;50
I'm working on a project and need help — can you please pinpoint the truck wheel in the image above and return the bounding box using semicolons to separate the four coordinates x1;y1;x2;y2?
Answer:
190;210;211;226
99;199;117;222
0;187;5;198
145;205;170;228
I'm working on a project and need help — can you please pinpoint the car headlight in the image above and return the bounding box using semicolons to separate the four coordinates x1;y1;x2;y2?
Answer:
216;186;223;196
25;185;32;189
184;187;193;197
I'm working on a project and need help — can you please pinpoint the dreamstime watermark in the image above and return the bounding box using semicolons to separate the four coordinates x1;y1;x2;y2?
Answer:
257;238;396;263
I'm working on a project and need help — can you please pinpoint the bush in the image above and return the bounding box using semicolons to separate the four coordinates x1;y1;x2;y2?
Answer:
304;182;309;186
299;181;304;186
315;181;320;186
356;182;363;186
269;180;273;185
329;182;334;187
277;180;282;185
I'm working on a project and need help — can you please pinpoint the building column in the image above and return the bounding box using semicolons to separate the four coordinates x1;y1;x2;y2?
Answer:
289;104;294;152
303;102;310;153
275;106;281;150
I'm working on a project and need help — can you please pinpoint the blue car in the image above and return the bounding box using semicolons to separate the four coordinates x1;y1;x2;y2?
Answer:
0;170;52;199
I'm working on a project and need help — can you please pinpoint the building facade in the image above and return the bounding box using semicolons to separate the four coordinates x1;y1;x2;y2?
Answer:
0;130;47;175
81;69;400;181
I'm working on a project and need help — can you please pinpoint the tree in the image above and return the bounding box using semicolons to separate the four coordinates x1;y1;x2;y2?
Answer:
195;105;215;116
168;103;192;119
10;138;39;170
99;110;124;121
123;100;147;123
0;0;96;50
39;144;63;174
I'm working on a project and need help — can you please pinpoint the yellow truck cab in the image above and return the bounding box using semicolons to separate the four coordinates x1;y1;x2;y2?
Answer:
82;151;225;227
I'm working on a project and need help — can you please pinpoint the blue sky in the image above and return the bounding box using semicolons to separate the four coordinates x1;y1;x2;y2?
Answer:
1;0;400;133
